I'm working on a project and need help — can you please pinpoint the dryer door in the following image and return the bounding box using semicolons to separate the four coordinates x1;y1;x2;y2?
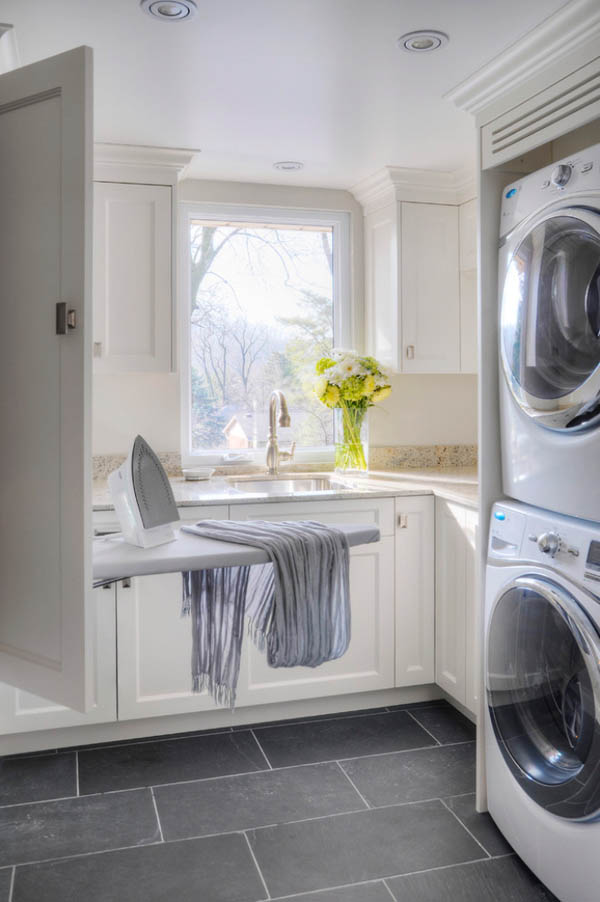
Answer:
501;206;600;432
487;575;600;820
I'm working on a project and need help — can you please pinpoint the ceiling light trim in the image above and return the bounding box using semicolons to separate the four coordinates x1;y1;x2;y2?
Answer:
398;30;448;53
273;161;304;171
445;0;600;115
140;0;198;21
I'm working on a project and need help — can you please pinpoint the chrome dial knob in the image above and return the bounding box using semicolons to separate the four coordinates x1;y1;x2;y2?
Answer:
537;532;561;557
551;164;572;188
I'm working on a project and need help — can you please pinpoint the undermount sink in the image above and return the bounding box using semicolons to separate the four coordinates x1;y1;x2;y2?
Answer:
228;476;358;495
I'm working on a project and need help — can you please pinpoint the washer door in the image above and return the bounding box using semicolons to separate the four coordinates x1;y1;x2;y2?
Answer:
487;575;600;820
501;206;600;431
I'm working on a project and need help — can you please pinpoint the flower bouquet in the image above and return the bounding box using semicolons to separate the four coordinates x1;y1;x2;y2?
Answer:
313;349;392;472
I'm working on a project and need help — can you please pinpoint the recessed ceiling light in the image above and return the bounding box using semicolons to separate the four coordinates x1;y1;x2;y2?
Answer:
273;161;304;171
398;30;449;52
140;0;197;21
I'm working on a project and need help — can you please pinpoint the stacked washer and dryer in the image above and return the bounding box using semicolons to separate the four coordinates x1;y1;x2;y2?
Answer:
486;143;600;902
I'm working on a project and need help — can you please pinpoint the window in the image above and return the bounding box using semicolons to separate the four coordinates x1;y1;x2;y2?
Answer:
180;204;351;464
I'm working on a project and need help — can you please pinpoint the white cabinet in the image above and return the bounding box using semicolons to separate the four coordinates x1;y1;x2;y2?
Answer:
93;181;173;373
363;198;477;374
401;203;460;373
394;496;435;686
435;498;479;715
116;505;228;720
234;499;396;705
0;585;117;737
459;199;478;373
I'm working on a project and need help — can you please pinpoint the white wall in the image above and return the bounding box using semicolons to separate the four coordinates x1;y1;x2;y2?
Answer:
93;374;179;455
369;373;478;446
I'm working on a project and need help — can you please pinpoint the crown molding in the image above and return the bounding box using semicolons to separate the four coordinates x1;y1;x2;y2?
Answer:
445;0;600;116
94;143;199;184
352;165;476;213
0;23;20;74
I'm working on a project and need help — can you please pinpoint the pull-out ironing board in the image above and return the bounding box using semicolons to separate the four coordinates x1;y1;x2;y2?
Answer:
93;523;381;587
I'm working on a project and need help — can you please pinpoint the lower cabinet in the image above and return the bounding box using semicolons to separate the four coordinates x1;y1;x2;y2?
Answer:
435;498;479;715
0;585;117;735
395;496;435;686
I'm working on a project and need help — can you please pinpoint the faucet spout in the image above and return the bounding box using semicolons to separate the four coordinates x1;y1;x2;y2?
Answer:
266;390;295;475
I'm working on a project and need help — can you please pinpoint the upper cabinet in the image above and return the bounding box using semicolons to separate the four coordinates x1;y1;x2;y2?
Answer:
93;182;172;373
357;168;477;374
92;145;195;374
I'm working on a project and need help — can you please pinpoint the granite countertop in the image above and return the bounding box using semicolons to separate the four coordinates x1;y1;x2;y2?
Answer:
93;467;478;513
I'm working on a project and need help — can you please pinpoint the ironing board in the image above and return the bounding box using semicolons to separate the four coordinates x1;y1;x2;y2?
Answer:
93;523;381;587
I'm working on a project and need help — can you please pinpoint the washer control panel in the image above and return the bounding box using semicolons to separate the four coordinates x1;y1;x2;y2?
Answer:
489;501;600;594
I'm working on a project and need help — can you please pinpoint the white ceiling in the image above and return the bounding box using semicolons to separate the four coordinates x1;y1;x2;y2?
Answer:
1;0;569;188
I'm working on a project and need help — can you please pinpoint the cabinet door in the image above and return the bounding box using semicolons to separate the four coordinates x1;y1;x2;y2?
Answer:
435;499;467;705
463;509;480;716
364;202;400;369
116;505;228;720
233;500;395;705
93;182;172;373
395;497;435;686
0;47;94;710
0;586;117;738
401;203;460;373
459;199;478;374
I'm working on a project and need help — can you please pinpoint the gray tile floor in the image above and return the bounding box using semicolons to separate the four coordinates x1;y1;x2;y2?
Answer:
0;702;558;901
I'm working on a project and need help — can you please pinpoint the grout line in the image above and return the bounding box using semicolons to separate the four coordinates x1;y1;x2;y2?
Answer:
0;741;476;811
243;832;271;900
269;878;393;901
335;761;371;809
7;867;15;902
382;878;398;901
74;752;80;797
70;726;235;756
150;787;165;842
250;730;273;770
405;710;442;746
439;798;491;858
251;707;391;734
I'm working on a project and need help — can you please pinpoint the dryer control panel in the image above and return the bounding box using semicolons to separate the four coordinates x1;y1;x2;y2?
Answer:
499;141;600;238
489;500;600;594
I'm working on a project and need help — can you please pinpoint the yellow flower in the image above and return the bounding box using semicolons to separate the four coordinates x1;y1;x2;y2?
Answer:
372;385;391;403
324;385;340;406
364;375;375;395
313;375;328;398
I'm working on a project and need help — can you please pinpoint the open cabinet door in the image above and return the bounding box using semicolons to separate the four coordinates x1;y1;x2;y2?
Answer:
0;46;93;711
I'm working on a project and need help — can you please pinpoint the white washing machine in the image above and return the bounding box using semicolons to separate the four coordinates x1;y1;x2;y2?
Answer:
485;499;600;902
499;143;600;522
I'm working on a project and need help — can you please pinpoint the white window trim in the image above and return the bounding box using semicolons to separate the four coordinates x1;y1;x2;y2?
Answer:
178;202;352;468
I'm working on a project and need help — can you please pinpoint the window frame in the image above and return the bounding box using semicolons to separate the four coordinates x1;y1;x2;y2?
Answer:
178;202;352;467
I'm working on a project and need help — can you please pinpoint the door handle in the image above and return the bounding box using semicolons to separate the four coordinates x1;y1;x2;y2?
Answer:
56;302;77;335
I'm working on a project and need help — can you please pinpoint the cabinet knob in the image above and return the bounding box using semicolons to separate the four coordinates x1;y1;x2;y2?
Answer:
397;514;408;528
406;345;415;360
93;341;103;358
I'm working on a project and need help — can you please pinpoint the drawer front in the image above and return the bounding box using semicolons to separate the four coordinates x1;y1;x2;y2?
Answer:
230;497;395;536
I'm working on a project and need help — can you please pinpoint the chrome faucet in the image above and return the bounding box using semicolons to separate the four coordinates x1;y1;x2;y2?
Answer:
266;390;296;476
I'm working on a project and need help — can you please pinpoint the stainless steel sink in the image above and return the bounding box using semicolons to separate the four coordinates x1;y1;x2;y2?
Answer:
228;476;357;495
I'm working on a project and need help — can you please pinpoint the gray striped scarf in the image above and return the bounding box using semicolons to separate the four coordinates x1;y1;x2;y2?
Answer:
182;520;350;708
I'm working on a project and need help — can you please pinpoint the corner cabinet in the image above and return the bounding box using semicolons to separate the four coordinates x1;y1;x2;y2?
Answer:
435;498;479;715
363;196;477;374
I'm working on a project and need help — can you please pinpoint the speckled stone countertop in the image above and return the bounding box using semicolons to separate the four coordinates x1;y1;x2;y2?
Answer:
92;467;478;513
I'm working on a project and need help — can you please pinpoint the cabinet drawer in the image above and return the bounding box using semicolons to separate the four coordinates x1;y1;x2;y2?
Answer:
230;497;395;536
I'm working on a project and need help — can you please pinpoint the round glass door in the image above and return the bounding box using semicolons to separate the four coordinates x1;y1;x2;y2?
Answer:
501;208;600;432
487;576;600;820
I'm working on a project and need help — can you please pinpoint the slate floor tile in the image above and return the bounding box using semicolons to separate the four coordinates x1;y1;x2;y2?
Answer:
0;869;11;901
387;855;559;901
0;789;159;867
12;833;265;902
254;711;434;768
445;793;513;856
0;753;76;806
78;729;267;794
248;799;484;898
409;705;476;744
155;761;365;840
341;742;476;807
271;882;392;902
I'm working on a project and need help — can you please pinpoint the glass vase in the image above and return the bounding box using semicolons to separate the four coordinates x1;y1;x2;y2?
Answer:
334;405;369;474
